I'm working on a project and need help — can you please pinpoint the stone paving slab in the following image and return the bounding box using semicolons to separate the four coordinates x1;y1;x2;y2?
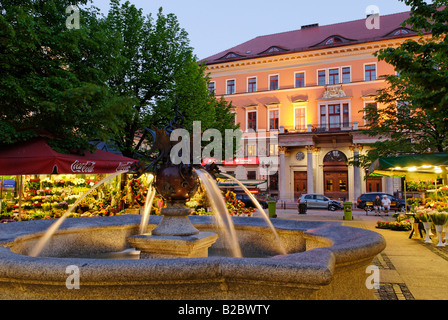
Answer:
264;208;448;300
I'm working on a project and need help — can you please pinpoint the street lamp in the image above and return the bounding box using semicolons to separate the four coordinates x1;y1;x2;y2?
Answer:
261;161;272;195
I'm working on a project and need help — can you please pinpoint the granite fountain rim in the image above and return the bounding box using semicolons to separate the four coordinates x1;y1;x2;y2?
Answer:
0;214;386;287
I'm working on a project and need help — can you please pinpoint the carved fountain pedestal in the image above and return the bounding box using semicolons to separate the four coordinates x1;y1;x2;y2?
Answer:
127;165;218;259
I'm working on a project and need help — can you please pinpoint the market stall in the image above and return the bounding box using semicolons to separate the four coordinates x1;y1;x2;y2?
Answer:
0;139;143;222
368;153;448;245
368;152;448;202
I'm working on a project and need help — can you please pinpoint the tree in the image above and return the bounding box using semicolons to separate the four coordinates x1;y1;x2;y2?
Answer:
103;1;238;158
0;0;128;153
360;0;448;168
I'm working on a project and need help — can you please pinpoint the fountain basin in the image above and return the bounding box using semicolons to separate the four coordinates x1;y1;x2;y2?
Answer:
0;215;385;300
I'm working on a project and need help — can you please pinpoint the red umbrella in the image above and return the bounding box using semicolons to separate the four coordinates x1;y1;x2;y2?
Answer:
0;139;138;175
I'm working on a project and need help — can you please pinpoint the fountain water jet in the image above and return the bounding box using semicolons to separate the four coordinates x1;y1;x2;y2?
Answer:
219;172;286;255
139;183;156;234
195;168;242;257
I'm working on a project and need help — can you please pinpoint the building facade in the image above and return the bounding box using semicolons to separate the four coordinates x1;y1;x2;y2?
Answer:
203;11;418;202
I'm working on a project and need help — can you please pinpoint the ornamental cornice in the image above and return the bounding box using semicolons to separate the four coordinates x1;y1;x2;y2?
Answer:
205;36;424;74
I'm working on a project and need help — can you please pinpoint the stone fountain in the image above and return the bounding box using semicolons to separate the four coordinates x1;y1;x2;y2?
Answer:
0;106;386;300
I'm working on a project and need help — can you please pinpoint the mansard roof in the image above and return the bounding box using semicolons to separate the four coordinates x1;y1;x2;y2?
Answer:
202;11;419;65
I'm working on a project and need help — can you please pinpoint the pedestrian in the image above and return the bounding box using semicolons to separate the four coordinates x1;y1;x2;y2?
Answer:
373;195;382;216
381;195;391;216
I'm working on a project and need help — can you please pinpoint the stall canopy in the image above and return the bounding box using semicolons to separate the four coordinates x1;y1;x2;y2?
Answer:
368;153;448;177
0;139;139;175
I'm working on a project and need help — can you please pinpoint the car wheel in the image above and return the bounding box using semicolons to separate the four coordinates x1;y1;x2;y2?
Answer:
328;205;337;211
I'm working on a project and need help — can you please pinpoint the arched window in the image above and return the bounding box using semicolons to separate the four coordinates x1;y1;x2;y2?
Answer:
323;150;347;163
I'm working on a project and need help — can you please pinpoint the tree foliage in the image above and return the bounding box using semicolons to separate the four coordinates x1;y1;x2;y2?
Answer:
0;0;238;158
103;1;238;158
0;0;129;153
360;0;448;168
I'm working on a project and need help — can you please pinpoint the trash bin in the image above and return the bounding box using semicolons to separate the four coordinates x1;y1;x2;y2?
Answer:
298;203;307;215
268;201;277;218
343;202;353;220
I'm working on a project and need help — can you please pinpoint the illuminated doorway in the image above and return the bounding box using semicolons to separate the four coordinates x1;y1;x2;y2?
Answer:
323;150;348;200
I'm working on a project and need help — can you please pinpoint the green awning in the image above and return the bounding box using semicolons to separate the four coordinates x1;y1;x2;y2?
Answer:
368;152;448;177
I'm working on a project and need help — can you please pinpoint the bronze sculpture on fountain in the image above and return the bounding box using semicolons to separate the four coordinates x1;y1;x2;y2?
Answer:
127;106;219;258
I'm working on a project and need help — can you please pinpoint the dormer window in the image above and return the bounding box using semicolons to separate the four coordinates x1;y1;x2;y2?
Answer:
268;46;282;53
259;46;288;55
218;52;244;60
325;37;343;45
393;29;409;35
384;28;414;37
311;35;354;48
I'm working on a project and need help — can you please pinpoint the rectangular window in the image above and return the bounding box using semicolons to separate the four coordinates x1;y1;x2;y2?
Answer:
343;103;350;128
320;105;327;130
326;179;333;192
318;70;326;86
247;77;257;93
295;72;305;88
269;143;278;156
329;68;339;85
247;171;256;180
247;111;257;131
342;67;351;83
365;102;378;125
231;111;237;125
328;104;341;130
294;108;306;131
226;79;235;94
365;64;376;81
208;81;215;94
246;144;257;157
269;75;279;90
269;109;279;130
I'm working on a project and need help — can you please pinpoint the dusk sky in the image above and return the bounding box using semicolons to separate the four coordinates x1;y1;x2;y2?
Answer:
91;0;412;60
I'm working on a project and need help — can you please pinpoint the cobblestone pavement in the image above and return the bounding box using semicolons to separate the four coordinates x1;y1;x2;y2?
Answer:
267;208;448;300
372;252;415;300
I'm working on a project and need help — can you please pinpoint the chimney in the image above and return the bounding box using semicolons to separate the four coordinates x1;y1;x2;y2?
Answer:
301;23;319;30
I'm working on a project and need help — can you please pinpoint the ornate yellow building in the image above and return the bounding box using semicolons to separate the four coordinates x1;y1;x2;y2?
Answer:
203;11;421;202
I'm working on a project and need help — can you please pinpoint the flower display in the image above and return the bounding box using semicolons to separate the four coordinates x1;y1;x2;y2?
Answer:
376;220;411;231
429;212;448;225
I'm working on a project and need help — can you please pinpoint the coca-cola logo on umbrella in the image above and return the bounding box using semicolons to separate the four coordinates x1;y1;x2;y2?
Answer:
71;160;96;173
116;162;134;172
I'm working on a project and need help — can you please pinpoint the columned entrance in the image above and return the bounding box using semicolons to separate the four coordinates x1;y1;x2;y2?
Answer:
323;150;348;200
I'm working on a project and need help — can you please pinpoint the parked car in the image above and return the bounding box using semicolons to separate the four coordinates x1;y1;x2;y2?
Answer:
235;193;268;209
297;194;344;211
356;193;406;213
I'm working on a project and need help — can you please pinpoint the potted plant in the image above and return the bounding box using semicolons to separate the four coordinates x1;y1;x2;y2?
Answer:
429;212;448;247
417;211;433;243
